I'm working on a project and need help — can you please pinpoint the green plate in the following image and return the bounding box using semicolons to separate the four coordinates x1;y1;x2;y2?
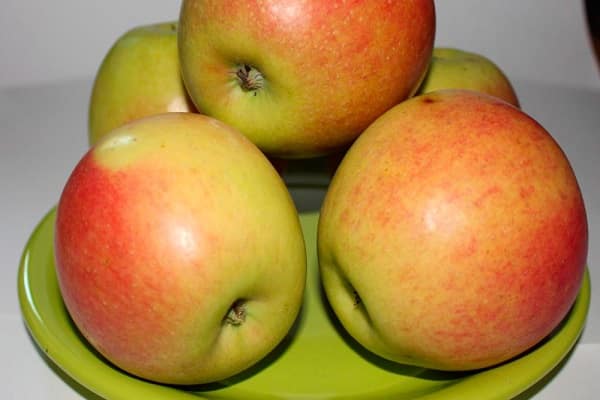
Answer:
18;207;591;400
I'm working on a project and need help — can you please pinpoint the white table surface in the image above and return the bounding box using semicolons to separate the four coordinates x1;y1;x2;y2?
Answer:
1;78;598;399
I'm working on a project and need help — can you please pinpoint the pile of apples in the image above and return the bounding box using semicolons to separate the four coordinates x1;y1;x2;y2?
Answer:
54;0;588;388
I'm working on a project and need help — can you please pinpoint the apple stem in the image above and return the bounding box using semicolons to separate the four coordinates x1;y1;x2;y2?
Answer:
236;64;264;93
352;289;362;307
225;300;247;326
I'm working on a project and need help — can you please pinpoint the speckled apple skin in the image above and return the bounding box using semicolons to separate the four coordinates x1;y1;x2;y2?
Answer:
178;0;435;158
55;113;306;384
89;22;196;145
416;47;520;108
318;90;588;371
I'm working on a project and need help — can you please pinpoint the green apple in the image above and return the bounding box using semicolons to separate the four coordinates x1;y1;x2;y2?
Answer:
416;47;520;107
88;22;197;145
54;113;306;384
178;0;435;158
318;90;587;371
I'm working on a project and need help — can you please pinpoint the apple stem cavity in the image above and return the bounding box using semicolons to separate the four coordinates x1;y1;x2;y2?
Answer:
235;64;264;94
224;299;247;326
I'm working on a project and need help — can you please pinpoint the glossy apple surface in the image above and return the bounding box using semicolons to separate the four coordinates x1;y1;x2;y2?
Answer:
318;90;587;371
416;47;520;107
88;22;196;145
178;0;435;158
55;113;306;384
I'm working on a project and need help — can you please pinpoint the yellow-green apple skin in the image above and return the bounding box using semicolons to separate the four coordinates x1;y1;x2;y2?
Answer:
178;0;435;158
317;90;588;371
416;47;520;107
54;113;307;384
88;22;197;145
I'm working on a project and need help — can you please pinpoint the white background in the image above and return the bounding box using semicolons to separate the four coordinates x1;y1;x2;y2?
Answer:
0;0;598;90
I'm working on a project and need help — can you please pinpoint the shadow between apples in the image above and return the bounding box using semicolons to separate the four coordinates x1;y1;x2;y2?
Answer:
287;184;329;213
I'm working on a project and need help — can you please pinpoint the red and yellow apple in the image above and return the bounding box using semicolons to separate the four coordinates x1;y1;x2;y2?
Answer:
54;113;307;384
416;47;520;107
318;90;587;371
88;21;196;145
178;0;435;158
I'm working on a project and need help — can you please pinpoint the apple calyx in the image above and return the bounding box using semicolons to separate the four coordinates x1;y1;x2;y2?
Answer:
235;64;264;93
224;299;247;326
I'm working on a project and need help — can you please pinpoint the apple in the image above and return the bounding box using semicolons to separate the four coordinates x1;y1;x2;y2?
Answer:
54;113;307;384
317;89;587;371
178;0;435;158
416;47;520;107
88;21;197;145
